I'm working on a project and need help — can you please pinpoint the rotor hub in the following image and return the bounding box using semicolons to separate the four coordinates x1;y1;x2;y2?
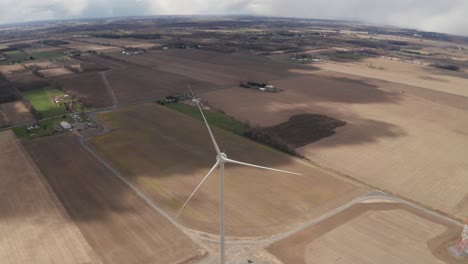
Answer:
217;153;227;162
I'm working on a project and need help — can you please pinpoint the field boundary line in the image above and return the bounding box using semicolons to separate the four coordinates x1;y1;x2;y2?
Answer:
99;71;119;108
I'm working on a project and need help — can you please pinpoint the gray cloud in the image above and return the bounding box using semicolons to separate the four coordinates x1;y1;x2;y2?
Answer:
0;0;467;36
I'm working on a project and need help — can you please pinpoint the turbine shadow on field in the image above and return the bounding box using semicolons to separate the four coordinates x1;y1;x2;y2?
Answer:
281;75;402;104
258;104;407;150
423;66;468;80
308;117;406;148
202;75;407;150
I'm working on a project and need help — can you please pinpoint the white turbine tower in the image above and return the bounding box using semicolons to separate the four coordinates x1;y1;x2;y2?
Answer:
176;85;301;264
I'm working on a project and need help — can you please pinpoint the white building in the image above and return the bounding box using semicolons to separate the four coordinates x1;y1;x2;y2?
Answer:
60;121;72;130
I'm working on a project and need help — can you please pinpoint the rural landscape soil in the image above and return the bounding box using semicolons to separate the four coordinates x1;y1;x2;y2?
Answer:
0;16;467;263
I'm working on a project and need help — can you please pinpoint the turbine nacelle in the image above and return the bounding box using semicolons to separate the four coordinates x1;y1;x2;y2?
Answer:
217;153;228;163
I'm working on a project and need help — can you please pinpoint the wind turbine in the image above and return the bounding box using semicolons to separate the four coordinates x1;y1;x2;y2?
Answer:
176;85;301;264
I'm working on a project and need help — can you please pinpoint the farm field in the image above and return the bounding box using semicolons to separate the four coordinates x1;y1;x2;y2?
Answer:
0;101;34;127
107;49;315;86
54;72;113;108
166;102;248;136
78;54;215;105
22;87;68;118
29;50;65;60
63;40;122;53
74;49;315;106
22;60;66;70
264;114;346;147
201;70;468;220
267;198;464;264
104;62;214;105
23;134;203;264
0;130;101;264
1;50;30;64
0;64;26;75
316;57;468;97
88;103;368;237
75;37;155;48
39;67;74;77
353;32;468;49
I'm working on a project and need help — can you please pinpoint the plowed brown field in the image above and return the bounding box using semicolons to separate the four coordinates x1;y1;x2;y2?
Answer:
55;73;113;108
107;49;314;86
23;134;202;264
0;101;34;127
88;103;367;237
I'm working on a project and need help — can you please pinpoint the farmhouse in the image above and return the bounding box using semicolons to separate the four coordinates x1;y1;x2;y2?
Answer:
122;48;145;55
60;121;72;130
241;82;280;92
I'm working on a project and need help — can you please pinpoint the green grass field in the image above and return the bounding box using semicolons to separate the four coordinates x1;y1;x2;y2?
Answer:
166;102;248;136
4;50;28;60
0;50;32;64
12;116;74;139
22;88;68;118
74;101;92;113
30;51;65;60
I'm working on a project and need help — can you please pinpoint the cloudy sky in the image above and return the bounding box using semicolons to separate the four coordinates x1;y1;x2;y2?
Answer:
0;0;467;36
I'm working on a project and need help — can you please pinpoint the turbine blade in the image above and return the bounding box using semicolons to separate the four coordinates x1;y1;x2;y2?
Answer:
176;161;220;218
187;84;221;155
225;158;302;175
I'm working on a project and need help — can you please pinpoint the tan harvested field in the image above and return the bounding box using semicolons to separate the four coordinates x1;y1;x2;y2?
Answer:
64;40;122;52
39;67;74;77
266;48;335;60
0;131;101;264
0;64;26;75
88;103;368;237
318;57;468;97
23;134;202;264
201;71;468;220
23;60;62;69
0;101;34;127
267;199;464;264
54;73;113;108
